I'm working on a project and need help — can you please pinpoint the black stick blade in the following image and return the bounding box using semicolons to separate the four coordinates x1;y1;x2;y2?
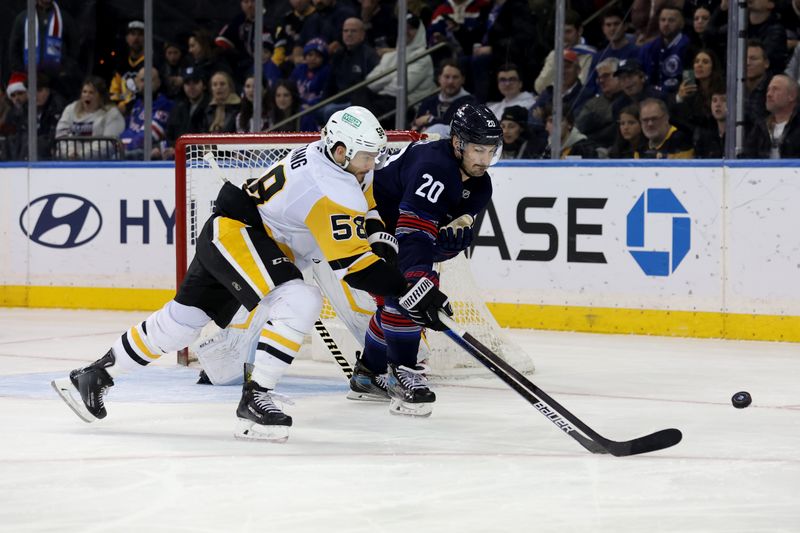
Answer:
607;428;683;457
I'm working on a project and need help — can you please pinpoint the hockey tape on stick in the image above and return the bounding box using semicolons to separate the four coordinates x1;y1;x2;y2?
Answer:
438;313;682;457
203;151;230;184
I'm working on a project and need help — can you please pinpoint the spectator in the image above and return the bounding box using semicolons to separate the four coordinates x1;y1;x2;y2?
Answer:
289;38;331;131
539;106;598;159
585;8;640;95
258;34;288;89
707;0;786;73
120;67;174;159
354;14;436;127
360;0;397;50
487;63;536;120
745;39;771;129
686;4;725;61
412;59;476;136
499;105;543;159
159;69;210;160
638;4;691;94
611;58;664;118
8;0;80;99
746;0;787;76
215;0;278;81
109;21;146;114
743;74;800;158
534;9;597;95
637;97;694;158
3;73;30;160
429;0;490;58
159;42;188;100
469;0;536;102
55;76;125;159
694;88;727;158
186;28;229;84
276;0;316;65
608;104;646;158
265;79;303;131
4;72;65;160
576;57;623;147
670;48;724;132
205;71;241;134
300;0;358;54
236;75;268;132
319;18;379;121
532;49;591;124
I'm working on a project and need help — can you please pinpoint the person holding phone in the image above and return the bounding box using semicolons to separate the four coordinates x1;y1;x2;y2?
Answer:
670;48;724;132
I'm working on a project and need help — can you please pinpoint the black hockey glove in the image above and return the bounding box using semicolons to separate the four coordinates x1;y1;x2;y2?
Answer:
437;214;474;252
368;231;398;267
438;225;473;252
398;277;453;331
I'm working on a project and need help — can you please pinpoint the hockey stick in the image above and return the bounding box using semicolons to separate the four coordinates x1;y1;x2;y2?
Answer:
314;320;354;379
439;314;683;456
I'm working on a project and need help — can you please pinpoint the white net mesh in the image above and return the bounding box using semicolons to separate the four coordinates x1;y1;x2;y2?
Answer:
178;133;534;376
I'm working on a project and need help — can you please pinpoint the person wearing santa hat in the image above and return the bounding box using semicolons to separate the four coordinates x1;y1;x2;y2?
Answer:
6;73;29;110
4;71;65;160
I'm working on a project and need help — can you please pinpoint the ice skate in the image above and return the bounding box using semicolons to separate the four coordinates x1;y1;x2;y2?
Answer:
347;357;390;402
51;350;116;423
235;364;292;442
387;364;435;417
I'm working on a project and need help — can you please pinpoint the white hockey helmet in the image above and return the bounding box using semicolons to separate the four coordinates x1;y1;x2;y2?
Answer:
322;106;388;168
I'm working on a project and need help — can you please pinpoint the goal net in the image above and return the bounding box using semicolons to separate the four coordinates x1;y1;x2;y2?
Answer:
174;132;534;377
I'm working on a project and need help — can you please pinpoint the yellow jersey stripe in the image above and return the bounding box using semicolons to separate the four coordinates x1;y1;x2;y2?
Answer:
346;253;380;275
213;217;272;297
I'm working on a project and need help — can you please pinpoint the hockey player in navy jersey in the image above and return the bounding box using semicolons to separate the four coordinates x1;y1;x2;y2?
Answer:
348;103;502;417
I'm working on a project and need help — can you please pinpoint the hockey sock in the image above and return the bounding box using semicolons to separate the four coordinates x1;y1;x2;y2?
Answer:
111;320;167;376
250;321;305;389
111;300;211;377
362;309;389;373
381;305;423;368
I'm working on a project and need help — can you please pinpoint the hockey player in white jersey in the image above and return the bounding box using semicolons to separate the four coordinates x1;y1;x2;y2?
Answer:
51;106;452;442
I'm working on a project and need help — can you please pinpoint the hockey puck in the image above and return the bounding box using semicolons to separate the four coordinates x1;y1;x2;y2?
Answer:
731;391;752;409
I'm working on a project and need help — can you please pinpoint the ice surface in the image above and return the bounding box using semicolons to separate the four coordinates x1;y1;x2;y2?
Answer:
1;308;798;532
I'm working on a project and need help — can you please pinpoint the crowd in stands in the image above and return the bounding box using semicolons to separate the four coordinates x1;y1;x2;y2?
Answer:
3;0;800;161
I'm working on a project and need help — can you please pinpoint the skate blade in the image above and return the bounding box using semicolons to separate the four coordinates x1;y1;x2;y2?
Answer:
50;378;97;423
346;390;390;402
234;418;289;443
388;398;433;417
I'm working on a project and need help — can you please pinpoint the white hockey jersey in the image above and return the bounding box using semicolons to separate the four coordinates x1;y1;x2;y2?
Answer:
242;140;381;278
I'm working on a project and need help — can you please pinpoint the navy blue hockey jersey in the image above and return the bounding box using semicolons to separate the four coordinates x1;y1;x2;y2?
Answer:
373;139;492;275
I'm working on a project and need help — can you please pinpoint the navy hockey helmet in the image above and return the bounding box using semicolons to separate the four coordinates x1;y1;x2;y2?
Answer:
450;103;503;166
450;103;502;146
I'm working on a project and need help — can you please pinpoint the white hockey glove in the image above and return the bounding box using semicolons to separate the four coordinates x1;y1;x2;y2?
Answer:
399;277;453;331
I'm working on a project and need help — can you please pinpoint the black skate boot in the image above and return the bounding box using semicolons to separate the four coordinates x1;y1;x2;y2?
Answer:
387;364;436;417
235;364;292;442
51;350;116;423
347;354;390;402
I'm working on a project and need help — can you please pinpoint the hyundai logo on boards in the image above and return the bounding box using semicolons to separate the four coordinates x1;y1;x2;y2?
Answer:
19;193;103;248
